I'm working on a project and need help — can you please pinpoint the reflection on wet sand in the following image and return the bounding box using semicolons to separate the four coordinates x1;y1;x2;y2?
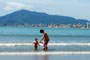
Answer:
33;55;49;60
33;49;49;60
43;55;49;60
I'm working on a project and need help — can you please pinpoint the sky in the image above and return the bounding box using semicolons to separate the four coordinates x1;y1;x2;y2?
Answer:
0;0;90;20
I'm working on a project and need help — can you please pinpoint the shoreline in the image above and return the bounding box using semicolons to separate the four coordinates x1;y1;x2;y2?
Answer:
0;54;89;60
0;26;90;30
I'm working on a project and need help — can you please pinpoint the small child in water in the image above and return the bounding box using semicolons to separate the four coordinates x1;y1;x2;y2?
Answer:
33;38;39;50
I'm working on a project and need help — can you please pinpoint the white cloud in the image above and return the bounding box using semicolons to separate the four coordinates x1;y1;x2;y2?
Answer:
4;1;34;11
1;0;90;20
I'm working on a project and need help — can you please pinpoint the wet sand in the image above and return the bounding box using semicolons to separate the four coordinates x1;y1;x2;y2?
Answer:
0;55;90;60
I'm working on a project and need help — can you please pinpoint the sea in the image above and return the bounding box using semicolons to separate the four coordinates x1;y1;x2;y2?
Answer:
0;26;90;52
0;26;90;60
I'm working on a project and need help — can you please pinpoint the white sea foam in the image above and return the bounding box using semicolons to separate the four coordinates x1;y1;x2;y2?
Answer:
0;51;90;55
0;43;90;46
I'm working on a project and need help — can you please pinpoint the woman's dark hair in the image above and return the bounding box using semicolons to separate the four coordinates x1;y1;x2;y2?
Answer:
40;29;44;33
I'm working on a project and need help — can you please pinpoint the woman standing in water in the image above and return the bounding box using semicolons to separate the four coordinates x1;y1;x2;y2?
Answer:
40;29;49;51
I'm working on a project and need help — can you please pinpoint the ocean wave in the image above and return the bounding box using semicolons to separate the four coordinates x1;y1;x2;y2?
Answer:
0;43;90;46
0;51;90;55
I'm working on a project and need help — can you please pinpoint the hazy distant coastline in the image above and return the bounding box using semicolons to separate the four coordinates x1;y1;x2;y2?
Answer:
0;9;90;29
0;23;90;29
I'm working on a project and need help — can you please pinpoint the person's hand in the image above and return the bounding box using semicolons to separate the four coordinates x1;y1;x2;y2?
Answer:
39;40;41;43
40;42;43;44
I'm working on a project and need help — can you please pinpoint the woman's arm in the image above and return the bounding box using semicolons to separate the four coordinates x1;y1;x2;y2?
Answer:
40;34;44;43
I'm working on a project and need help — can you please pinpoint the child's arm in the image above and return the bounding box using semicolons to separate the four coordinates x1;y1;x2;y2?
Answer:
32;42;34;46
38;42;40;46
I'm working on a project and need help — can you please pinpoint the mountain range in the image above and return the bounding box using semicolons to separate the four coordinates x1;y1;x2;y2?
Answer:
0;9;89;25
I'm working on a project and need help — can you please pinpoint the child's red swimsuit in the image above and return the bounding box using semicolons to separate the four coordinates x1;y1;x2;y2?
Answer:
34;41;38;48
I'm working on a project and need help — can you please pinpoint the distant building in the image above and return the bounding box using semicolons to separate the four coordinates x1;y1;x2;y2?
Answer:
86;22;90;29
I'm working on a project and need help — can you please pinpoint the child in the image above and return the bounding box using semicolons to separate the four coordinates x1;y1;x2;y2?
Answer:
33;38;39;50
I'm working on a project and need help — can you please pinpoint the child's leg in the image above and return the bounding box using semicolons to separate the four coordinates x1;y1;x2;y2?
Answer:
34;46;37;50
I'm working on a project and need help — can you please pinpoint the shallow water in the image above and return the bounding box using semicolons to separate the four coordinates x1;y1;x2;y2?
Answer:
0;27;90;53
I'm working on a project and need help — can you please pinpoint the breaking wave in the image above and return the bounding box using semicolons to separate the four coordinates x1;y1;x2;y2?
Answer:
0;43;90;46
